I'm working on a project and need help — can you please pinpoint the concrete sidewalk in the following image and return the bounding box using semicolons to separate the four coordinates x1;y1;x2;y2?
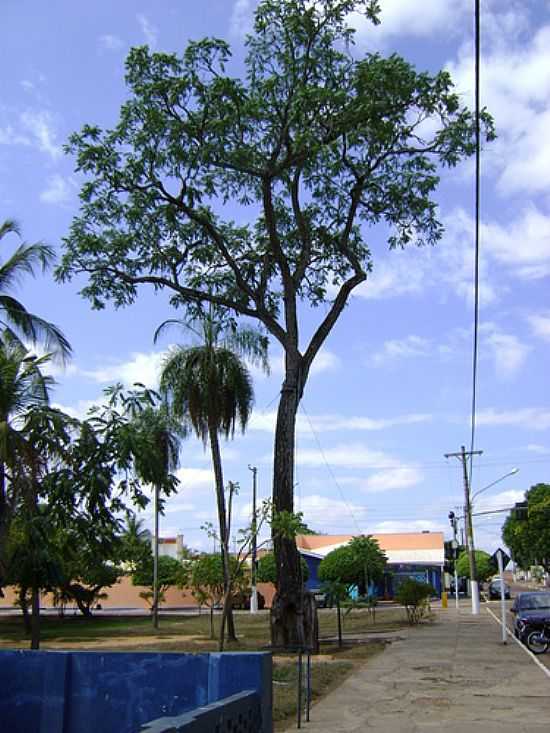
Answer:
295;607;550;732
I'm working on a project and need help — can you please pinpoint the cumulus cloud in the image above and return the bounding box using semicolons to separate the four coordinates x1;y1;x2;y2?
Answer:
98;34;124;51
175;467;215;491
250;410;431;435
230;0;256;38
369;519;443;534
369;335;431;366
137;14;158;49
528;312;550;341
20;110;61;159
40;174;74;205
476;407;550;430
351;0;470;44
81;350;167;389
481;323;530;380
526;444;550;455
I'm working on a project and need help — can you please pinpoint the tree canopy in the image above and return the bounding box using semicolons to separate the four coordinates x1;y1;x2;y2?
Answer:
455;550;494;583
503;483;550;571
318;535;386;593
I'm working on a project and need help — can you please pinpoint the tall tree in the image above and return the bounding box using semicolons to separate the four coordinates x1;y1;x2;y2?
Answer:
58;0;494;647
0;220;71;361
158;310;267;640
0;340;53;587
503;483;550;572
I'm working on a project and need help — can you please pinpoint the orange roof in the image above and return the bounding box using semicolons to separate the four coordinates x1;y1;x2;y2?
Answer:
296;532;444;552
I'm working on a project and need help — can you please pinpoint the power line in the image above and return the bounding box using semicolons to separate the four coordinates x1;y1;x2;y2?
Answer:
300;401;363;534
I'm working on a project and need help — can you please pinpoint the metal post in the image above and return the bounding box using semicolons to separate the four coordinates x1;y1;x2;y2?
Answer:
306;652;311;722
249;465;258;614
153;483;159;630
297;651;303;729
497;550;507;644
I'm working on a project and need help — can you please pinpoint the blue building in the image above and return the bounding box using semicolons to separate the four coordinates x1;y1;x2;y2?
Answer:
297;531;445;598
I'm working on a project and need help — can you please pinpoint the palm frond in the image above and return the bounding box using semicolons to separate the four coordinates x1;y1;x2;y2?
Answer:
0;242;56;292
0;296;72;363
0;220;20;242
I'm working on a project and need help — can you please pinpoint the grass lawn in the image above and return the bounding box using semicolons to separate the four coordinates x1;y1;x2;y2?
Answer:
0;607;408;729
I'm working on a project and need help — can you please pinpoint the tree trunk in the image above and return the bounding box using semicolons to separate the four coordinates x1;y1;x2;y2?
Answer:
30;584;40;650
19;586;31;635
336;598;342;648
0;461;8;585
218;589;234;652
208;423;236;644
270;364;318;652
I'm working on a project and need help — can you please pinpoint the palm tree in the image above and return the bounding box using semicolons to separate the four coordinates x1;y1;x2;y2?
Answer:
0;219;71;362
158;308;268;646
130;405;183;629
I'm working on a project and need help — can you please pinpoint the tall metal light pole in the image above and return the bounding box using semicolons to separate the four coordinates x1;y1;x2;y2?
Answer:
248;465;258;614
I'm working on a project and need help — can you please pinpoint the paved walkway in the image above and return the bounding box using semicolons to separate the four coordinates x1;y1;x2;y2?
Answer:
295;606;550;732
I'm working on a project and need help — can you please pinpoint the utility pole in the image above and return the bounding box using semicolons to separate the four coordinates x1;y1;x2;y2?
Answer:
248;465;258;614
445;446;483;615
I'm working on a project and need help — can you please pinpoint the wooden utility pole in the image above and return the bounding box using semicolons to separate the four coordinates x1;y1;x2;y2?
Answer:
445;446;483;615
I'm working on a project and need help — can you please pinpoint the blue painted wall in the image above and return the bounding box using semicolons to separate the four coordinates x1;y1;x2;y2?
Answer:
302;553;443;598
0;650;272;733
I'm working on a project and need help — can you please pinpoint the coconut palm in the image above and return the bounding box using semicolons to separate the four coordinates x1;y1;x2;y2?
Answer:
0;219;71;362
130;405;184;628
158;308;268;645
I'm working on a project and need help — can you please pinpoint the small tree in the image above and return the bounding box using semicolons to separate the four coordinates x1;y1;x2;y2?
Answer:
396;579;434;625
132;554;186;614
257;552;309;585
189;553;229;639
456;550;494;584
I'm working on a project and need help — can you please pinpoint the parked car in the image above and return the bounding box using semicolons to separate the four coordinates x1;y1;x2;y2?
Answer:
487;579;511;600
231;590;265;611
449;577;467;595
511;591;550;643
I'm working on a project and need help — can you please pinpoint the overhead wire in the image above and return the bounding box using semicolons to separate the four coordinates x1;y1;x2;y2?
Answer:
468;0;482;489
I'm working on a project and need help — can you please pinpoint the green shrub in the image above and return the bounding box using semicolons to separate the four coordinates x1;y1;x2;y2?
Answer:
395;579;434;625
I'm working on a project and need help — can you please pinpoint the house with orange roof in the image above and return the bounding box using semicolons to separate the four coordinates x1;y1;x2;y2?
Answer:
296;531;445;599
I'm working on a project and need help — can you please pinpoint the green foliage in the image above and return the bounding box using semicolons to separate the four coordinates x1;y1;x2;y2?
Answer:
256;552;309;585
59;0;493;366
503;483;550;571
455;550;494;583
132;554;186;591
395;579;434;625
0;219;71;361
318;535;386;593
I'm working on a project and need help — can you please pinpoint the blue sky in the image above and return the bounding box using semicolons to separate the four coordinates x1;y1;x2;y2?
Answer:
1;1;549;554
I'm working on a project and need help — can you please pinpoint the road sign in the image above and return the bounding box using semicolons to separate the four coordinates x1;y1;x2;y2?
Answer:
491;547;510;569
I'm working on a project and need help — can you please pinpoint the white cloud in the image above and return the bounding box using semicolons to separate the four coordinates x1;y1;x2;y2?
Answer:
475;489;525;513
295;494;369;528
361;467;425;493
175;467;215;491
370;335;431;365
137;14;158;49
0;125;31;147
369;519;443;534
20;110;61;159
528;312;550;341
99;34;124;51
526;444;550;455
309;349;341;375
447;21;550;197
40;174;74;205
351;0;470;43
52;398;103;421
250;410;431;435
82;350;166;389
230;0;256;38
476;407;550;430
481;324;530;380
250;347;340;380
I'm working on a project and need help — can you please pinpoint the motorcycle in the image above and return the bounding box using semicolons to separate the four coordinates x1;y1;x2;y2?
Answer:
525;622;550;655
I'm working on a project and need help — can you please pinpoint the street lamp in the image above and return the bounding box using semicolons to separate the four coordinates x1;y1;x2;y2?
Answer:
465;467;519;610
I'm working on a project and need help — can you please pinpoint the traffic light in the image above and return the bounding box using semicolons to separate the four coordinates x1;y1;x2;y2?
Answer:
513;501;528;520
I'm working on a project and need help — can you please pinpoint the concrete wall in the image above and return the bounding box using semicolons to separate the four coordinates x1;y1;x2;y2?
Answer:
0;576;277;611
0;650;272;733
